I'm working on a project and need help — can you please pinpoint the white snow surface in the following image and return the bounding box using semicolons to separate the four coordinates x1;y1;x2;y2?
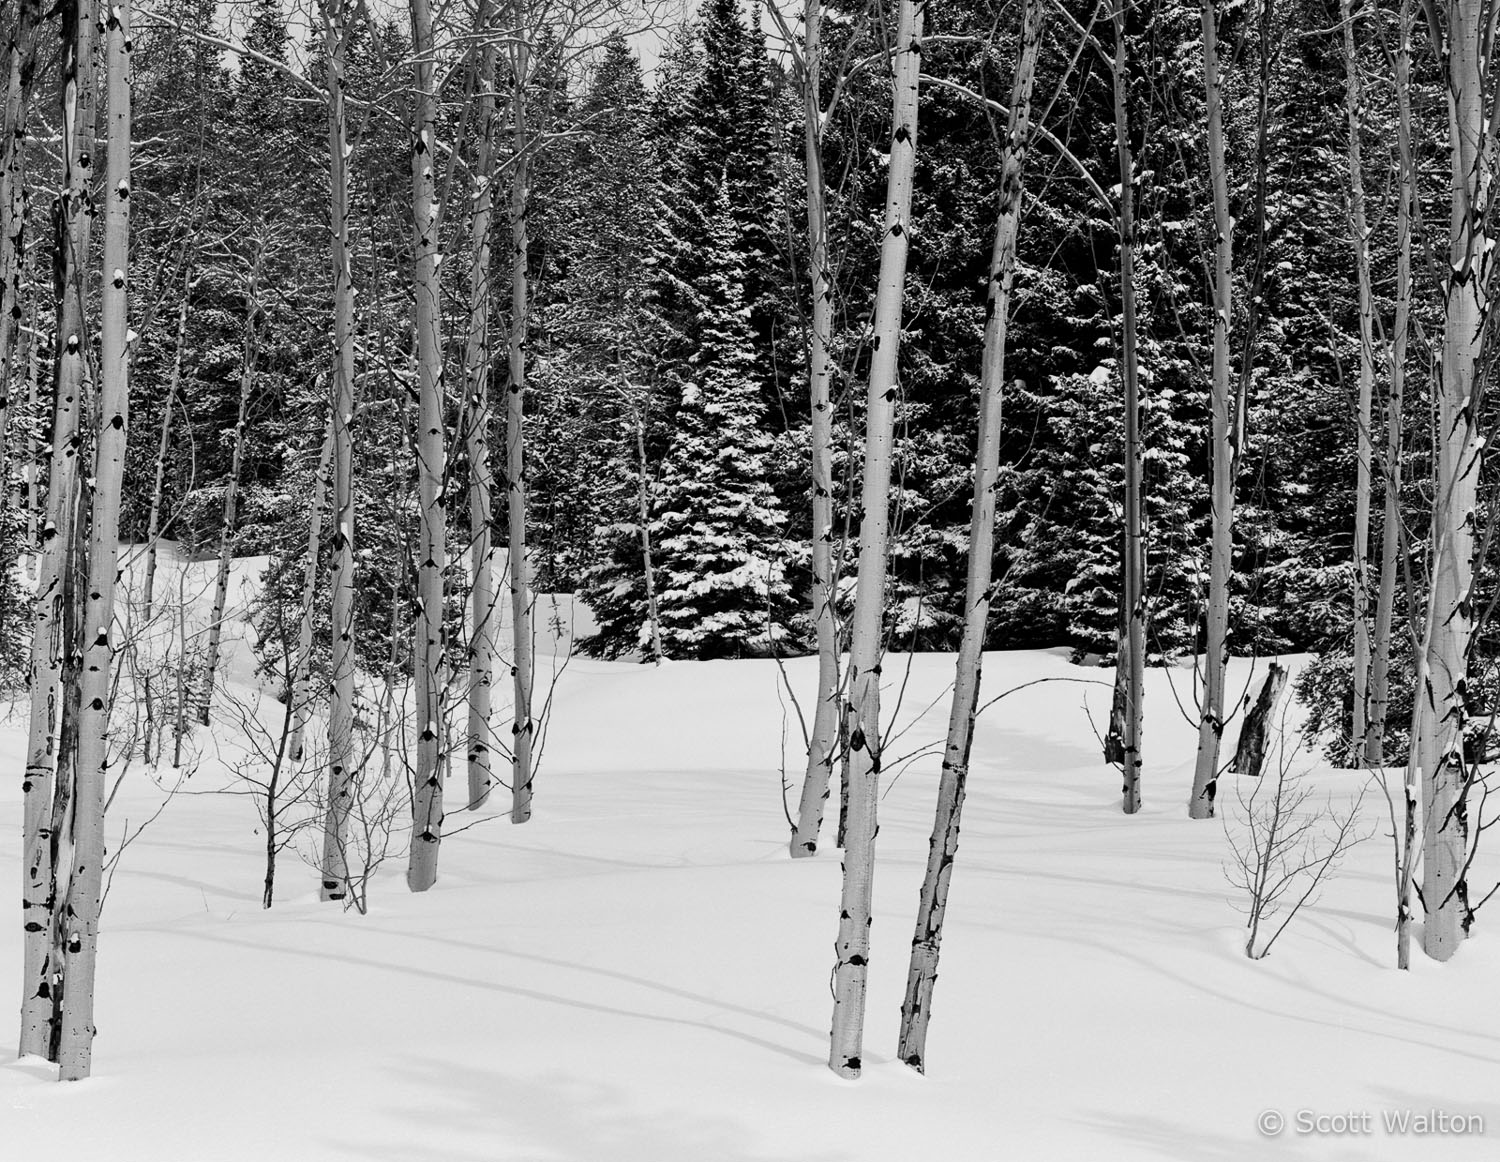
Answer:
1;551;1497;1160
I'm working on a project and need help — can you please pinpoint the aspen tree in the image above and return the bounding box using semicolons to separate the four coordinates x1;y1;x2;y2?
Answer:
287;418;333;765
463;1;500;810
897;0;1042;1073
141;275;192;619
506;29;536;825
788;0;843;857
1342;0;1375;764
1188;0;1235;819
1109;0;1144;813
318;0;358;904
200;244;263;725
1369;0;1413;766
56;0;132;1080
633;411;664;663
828;0;924;1081
1418;0;1490;960
20;0;96;1060
406;0;449;890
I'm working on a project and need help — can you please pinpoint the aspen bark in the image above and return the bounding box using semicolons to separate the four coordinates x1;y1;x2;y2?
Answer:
1188;0;1235;819
319;0;358;904
287;417;333;765
1368;0;1412;767
790;0;843;857
1110;0;1145;814
0;0;43;452
56;0;131;1080
828;0;924;1081
1342;0;1375;764
897;0;1041;1074
464;8;500;810
200;246;263;726
407;0;449;890
141;280;191;620
20;0;96;1061
1418;0;1487;960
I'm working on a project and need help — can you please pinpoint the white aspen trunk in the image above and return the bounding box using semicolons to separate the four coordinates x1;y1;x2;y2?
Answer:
1111;0;1145;814
1342;0;1375;765
287;417;334;765
634;414;664;664
506;36;535;826
141;280;191;620
1419;0;1487;960
56;0;130;1080
199;246;262;726
0;0;42;455
1369;0;1413;768
828;0;924;1081
464;8;499;811
1188;0;1235;819
790;0;843;857
896;0;1041;1073
20;0;96;1061
319;0;358;905
407;0;449;890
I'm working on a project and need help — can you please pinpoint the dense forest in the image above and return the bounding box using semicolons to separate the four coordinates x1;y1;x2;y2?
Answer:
2;0;1496;1094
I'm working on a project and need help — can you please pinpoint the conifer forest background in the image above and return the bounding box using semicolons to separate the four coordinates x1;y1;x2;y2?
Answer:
1;0;1497;1143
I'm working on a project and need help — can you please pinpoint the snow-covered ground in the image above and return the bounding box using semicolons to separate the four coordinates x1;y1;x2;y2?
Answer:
1;553;1496;1160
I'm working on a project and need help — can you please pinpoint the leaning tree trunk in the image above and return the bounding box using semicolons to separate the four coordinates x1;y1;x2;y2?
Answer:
0;0;43;460
1109;0;1145;813
406;0;449;892
1368;0;1413;768
790;0;843;857
1188;0;1235;819
827;0;924;1081
506;38;536;826
56;0;130;1080
318;0;358;905
1419;0;1487;961
1342;0;1376;765
896;0;1041;1075
199;246;262;727
464;7;499;811
20;0;96;1061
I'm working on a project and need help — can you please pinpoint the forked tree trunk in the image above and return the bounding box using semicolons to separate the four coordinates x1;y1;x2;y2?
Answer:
896;0;1041;1074
407;0;449;891
20;0;96;1061
141;278;191;619
506;36;536;826
287;417;333;764
200;247;263;726
1188;0;1235;819
1342;0;1375;764
1419;0;1487;961
319;0;358;905
1369;0;1412;768
56;0;131;1080
828;0;924;1081
790;0;842;857
463;7;500;811
1109;0;1145;813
